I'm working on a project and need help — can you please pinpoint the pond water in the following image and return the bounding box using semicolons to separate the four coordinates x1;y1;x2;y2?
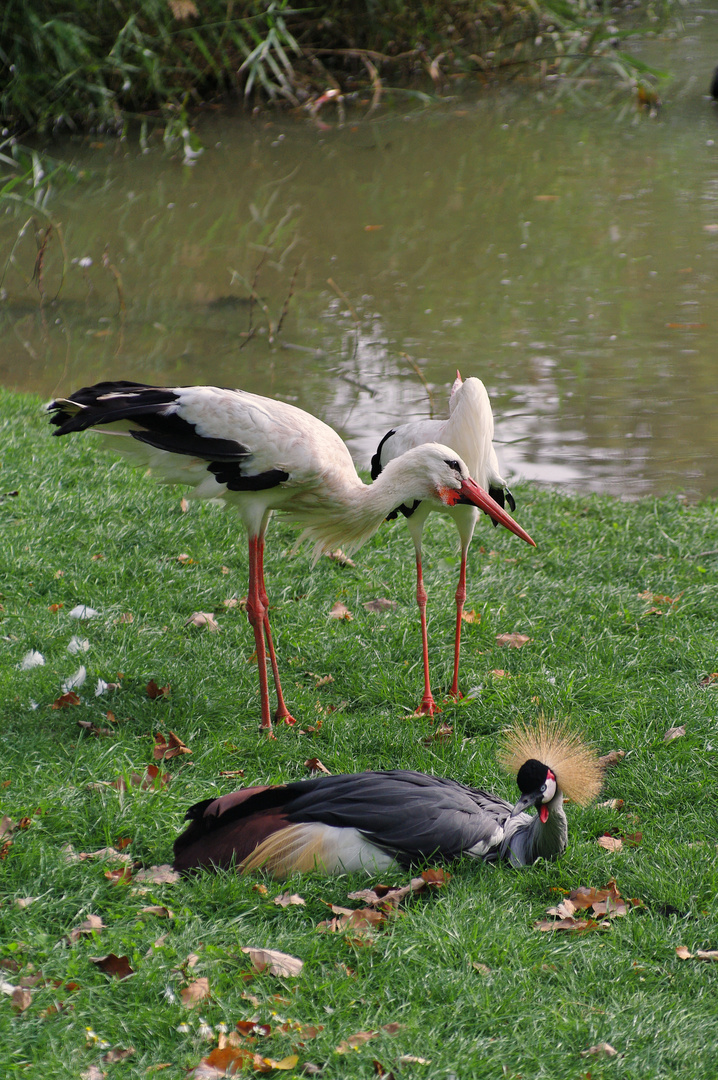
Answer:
2;2;718;499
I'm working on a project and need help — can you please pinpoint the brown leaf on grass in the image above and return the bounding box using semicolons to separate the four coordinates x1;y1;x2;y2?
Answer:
219;770;246;779
305;757;331;775
185;611;219;632
399;1056;432;1065
598;750;625;768
314;674;334;688
422;724;453;745
15;897;37;909
328;601;353;620
495;633;531;648
177;553;195;564
153;731;192;760
68;914;106;943
63;845;132;865
676;946;718;961
336;1031;378;1053
105;867;133;886
190;1046;254;1077
324;549;356;567
534;917;603;932
598;798;625;810
241;947;303;977
581;1043;618;1057
472;962;491;975
461;609;481;623
223;596;247;610
112;765;171;791
52;691;81;709
91;953;134;979
114;612;134;624
81;1068;106;1080
421;868;451;887
11;987;32;1012
133;864;180;884
597;835;623;852
181;977;211;1007
102;1047;135;1063
664;725;686;742
318;907;388;934
0;815;15;839
48;603;63;613
77;719;113;737
363;598;397;613
490;669;510;679
274;892;306;907
140;906;174;919
180;497;190;512
146;680;170;699
699;672;718;686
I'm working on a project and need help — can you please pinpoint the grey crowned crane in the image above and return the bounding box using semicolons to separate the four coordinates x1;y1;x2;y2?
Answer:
173;721;604;875
371;373;519;715
48;381;535;732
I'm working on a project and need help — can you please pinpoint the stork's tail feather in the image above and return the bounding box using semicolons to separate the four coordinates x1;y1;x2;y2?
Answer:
498;718;604;806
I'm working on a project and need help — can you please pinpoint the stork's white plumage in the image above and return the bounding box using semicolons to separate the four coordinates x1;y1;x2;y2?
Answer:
173;720;604;875
48;381;534;732
371;373;524;714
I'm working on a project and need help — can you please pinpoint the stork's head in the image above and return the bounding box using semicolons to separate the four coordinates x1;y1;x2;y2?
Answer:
511;759;557;823
406;443;535;547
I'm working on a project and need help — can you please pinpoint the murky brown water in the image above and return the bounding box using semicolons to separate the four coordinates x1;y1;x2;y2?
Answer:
2;3;718;498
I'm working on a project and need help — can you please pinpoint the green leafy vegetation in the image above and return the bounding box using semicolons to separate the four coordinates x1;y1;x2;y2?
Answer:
0;0;667;138
1;389;717;1077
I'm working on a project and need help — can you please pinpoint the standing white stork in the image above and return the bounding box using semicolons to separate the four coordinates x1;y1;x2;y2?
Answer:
371;372;522;715
48;381;534;732
173;720;604;874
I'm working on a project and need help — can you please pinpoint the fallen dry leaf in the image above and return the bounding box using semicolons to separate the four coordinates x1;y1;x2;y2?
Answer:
461;609;481;624
324;549;356;567
495;632;531;648
68;914;106;943
223;596;247;610
153;731;192;760
114;612;134;624
598;798;625;810
102;1047;135;1063
185;611;219;632
422;724;453;745
90;953;134;979
180;497;189;512
274;892;306;907
328;601;353;620
305;757;331;775
81;1068;106;1080
105;867;133;886
133;865;180;884
597;835;623;852
146;680;170;699
177;553;195;564
363;598;397;614
11;987;32;1012
336;1031;377;1053
181;977;211;1007
241;947;303;977
676;946;718;961
664;725;686;742
472;962;491;975
598;749;625;768
112;765;171;791
581;1043;618;1057
52;691;81;709
534;917;603;933
140;905;174;919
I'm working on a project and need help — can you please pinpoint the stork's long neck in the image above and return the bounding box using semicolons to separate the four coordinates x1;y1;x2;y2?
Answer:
503;791;568;867
288;458;441;562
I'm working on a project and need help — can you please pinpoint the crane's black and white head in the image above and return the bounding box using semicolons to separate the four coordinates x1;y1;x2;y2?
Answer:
499;718;605;820
511;759;558;823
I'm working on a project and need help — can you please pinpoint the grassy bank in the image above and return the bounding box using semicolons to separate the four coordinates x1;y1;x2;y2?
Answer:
1;388;717;1078
1;0;659;137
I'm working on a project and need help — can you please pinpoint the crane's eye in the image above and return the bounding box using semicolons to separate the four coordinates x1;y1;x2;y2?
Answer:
540;783;547;793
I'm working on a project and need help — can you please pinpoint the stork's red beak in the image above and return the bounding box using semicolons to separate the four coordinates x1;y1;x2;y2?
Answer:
457;478;536;547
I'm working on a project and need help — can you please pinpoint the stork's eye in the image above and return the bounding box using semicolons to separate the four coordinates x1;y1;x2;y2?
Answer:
444;458;461;473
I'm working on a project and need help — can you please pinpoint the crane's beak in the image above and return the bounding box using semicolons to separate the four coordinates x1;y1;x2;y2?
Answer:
458;478;536;547
510;788;545;817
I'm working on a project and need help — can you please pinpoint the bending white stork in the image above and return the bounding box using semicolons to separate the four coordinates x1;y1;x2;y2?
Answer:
48;381;534;732
371;372;525;715
173;720;604;874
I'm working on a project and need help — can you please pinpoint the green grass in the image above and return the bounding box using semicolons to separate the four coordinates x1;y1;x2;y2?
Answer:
1;388;717;1078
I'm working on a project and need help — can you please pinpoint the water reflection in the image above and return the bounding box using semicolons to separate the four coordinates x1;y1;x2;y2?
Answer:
2;5;718;498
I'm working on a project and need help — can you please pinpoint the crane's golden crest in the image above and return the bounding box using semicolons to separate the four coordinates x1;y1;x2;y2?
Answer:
498;718;604;806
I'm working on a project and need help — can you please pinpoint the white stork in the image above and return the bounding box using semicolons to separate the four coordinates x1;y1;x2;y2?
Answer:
371;372;520;714
173;720;604;874
48;381;534;732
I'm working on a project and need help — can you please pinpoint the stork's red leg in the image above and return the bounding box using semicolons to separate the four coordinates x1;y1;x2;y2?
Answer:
254;535;297;726
449;550;468;700
414;554;439;716
246;535;274;732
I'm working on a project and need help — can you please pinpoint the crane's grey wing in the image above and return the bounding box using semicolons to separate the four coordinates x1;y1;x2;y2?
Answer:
280;770;514;866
